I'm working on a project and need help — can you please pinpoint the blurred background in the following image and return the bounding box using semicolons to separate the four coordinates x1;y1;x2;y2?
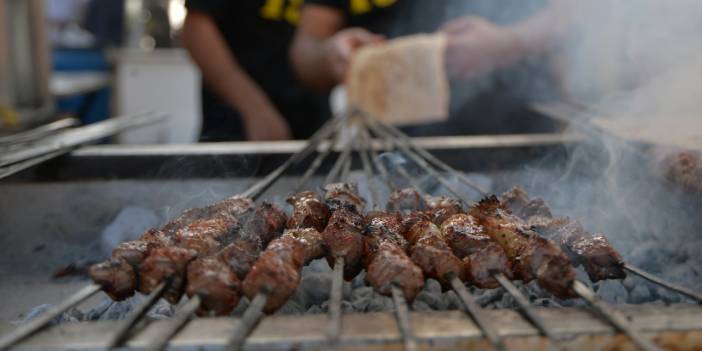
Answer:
0;0;199;144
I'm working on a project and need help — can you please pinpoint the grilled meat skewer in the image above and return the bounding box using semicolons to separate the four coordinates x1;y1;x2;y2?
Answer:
440;213;513;289
242;228;325;313
469;197;577;298
287;191;330;232
501;186;626;282
402;212;465;289
89;196;253;301
364;212;425;301
185;203;288;315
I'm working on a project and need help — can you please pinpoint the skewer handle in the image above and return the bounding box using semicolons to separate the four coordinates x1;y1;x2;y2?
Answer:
450;277;507;351
0;283;101;350
225;292;268;351
624;263;702;303
573;281;661;351
144;295;201;351
391;285;419;351
106;280;170;350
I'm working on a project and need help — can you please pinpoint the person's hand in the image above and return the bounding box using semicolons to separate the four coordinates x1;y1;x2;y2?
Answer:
325;28;384;82
241;103;292;141
441;16;522;80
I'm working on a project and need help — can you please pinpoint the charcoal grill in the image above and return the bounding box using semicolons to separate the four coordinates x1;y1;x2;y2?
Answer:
1;110;701;351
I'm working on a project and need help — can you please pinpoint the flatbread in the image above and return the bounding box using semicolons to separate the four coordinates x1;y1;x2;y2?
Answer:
347;33;449;126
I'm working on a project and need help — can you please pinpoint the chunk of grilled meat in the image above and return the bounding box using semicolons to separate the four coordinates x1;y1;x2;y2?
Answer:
161;196;254;236
174;215;239;256
438;213;512;288
364;212;409;267
404;215;465;289
425;196;464;226
283;228;326;264
386;188;427;214
324;182;366;213
440;214;491;259
186;256;240;316
322;207;366;280
470;196;577;298
111;229;172;267
367;241;425;301
661;150;702;193
463;242;513;289
287;191;331;232
184;202;288;316
88;259;136;301
242;236;307;313
139;247;198;304
501;187;625;282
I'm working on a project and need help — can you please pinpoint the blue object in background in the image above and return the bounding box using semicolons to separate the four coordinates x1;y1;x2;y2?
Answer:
52;48;110;124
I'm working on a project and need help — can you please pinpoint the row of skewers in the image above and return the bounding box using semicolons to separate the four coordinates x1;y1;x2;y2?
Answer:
1;116;701;351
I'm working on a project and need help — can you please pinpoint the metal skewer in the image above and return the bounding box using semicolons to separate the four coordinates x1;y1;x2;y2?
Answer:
225;292;269;351
374;121;489;197
449;277;507;351
327;257;345;349
363;123;510;351
106;281;170;349
623;264;702;303
391;285;419;351
0;284;101;350
493;273;565;350
144;295;201;351
572;281;661;351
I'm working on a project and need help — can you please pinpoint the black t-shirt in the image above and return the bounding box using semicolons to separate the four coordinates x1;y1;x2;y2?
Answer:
186;0;328;141
305;0;445;37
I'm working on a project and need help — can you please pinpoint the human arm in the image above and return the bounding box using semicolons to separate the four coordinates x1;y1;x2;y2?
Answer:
181;10;291;140
290;4;383;91
442;0;579;80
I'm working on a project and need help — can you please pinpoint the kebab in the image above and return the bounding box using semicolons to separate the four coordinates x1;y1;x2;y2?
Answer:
500;186;627;282
88;196;254;301
185;202;288;316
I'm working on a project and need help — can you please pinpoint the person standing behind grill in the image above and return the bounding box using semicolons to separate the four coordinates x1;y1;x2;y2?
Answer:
182;0;328;141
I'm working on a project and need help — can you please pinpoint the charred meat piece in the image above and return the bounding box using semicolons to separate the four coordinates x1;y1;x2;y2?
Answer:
364;213;409;266
425;196;463;226
241;202;288;244
367;241;424;301
242;236;307;313
570;234;625;281
470;197;577;298
322;207;366;280
161;196;253;236
386;188;427;214
88;258;136;301
287;191;331;232
407;225;465;288
138;247;198;304
186;256;240;316
502;187;626;282
440;214;491;259
111;229;172;267
173;215;238;256
463;242;513;289
323;182;366;213
242;250;301;313
219;237;263;280
283;228;325;264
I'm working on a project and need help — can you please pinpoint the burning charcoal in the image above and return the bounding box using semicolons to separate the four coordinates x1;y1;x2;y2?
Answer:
596;280;628;304
299;273;331;306
443;291;462;310
532;298;561;308
411;299;432;311
278;300;305;315
415;291;441;310
366;293;394;312
307;305;323;314
350;286;374;311
475;289;504;307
